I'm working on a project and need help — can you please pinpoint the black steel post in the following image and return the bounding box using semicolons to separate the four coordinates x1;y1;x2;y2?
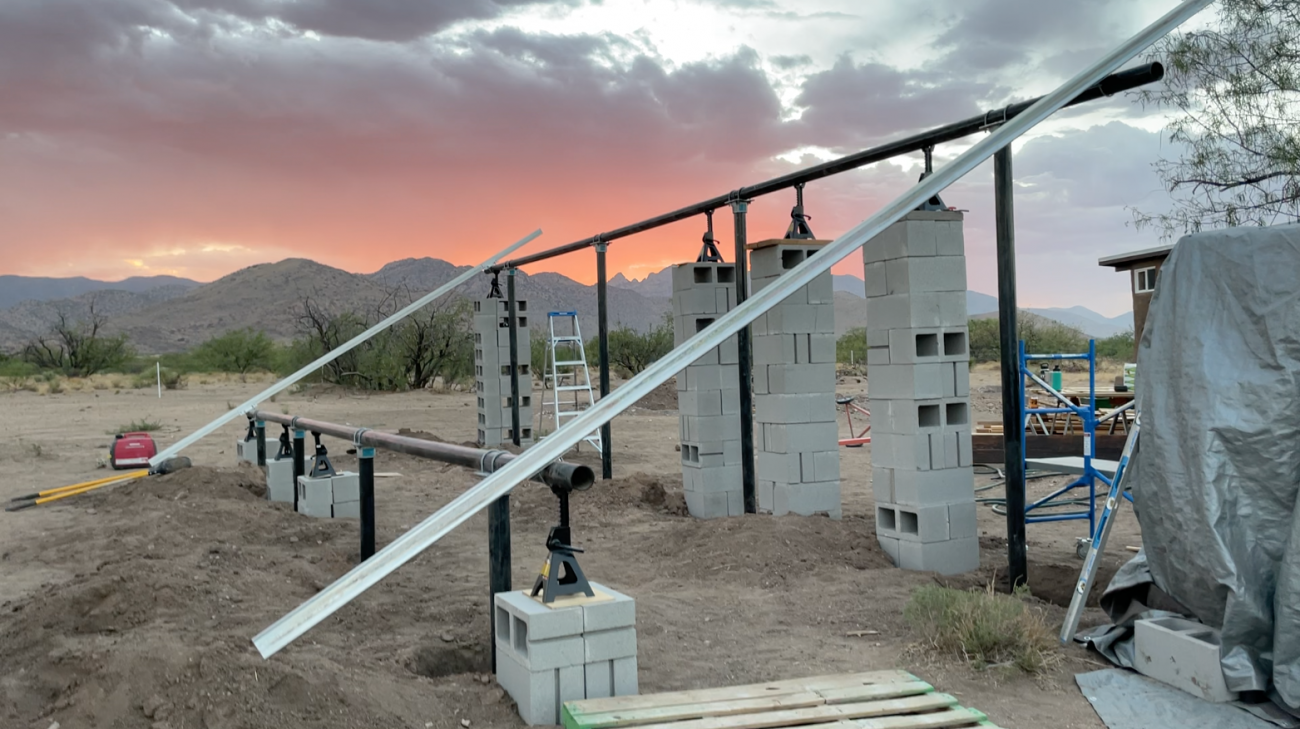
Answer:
292;428;305;511
595;242;612;479
255;420;267;467
730;199;757;514
359;446;376;560
488;493;511;674
507;269;522;447
995;145;1028;589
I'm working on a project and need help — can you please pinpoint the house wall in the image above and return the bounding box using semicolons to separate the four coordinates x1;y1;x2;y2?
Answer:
1114;255;1169;362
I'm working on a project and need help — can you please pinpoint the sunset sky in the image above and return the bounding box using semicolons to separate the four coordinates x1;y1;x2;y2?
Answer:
0;0;1206;315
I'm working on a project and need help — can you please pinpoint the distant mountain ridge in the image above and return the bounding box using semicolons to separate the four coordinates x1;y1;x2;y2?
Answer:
0;274;200;310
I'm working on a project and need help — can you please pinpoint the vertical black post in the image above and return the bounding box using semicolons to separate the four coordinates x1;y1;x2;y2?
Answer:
255;420;267;467
595;242;613;480
488;491;511;674
359;446;376;560
292;428;305;512
730;198;757;514
507;269;522;447
995;145;1028;589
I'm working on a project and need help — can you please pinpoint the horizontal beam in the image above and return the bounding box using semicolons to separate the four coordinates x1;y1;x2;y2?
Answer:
488;63;1163;272
253;411;593;492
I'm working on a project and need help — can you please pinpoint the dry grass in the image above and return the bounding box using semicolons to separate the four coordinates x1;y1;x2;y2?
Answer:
904;583;1061;674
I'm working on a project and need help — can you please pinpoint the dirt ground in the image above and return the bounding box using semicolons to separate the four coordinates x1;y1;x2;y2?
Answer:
0;368;1142;729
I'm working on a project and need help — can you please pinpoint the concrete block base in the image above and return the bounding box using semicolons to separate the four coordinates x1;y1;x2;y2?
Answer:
296;472;361;519
895;537;980;575
266;458;295;503
1134;618;1236;703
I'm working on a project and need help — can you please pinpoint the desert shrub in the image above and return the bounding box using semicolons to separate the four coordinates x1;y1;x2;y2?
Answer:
837;327;866;366
904;584;1059;673
193;328;276;376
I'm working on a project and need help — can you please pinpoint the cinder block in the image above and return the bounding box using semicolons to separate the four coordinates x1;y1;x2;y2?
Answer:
813;450;840;482
507;632;584;672
296;475;333;518
872;467;894;503
757;450;803;484
867;328;889;348
872;399;945;435
581;583;635;632
684;489;732;519
235;438;255;464
718;335;739;365
876;502;953;543
935;219;965;256
809;333;836;364
331;471;360;503
940;362;958;399
868;363;945;399
941;330;970;362
897;537;980;575
266;458;295;503
720;387;740;415
495;590;584;642
1134;618;1236;703
867;432;931;471
584;627;637;662
612;656;638;696
954;361;970;397
806;272;833;305
763;421;839;454
773;481;841;518
886;328;943;364
766;363;835;395
815;304;835;334
891;467;975;505
332;500;359;519
754;393;835;424
496;648;558;726
885;256;967;295
878;536;901;565
864;261;888;297
585;660;613;699
752;333;797;364
867;347;890;366
686;364;728;392
765;304;818;334
559;664;585;709
948;500;978;540
866;293;944;329
678;390;722;417
757;480;775;512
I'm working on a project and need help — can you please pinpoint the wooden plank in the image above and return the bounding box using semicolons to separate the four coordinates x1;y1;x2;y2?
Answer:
617;693;957;729
570;682;937;729
568;671;918;715
853;708;991;729
972;434;1127;463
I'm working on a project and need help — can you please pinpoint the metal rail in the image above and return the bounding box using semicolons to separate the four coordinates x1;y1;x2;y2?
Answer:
251;412;594;491
487;65;1163;273
149;230;542;468
252;0;1212;659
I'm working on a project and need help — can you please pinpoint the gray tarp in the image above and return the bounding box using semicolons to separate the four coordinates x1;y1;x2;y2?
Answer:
1102;224;1300;707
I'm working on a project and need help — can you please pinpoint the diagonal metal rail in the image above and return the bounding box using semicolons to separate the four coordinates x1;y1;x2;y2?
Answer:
252;0;1214;659
149;229;542;468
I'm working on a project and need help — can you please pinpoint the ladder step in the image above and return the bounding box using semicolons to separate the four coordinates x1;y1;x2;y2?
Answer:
556;385;590;392
553;360;587;366
552;336;583;343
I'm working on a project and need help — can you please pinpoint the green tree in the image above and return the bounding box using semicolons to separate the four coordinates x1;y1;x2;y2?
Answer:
594;313;674;377
837;327;867;365
1133;0;1300;236
22;302;132;376
194;327;276;376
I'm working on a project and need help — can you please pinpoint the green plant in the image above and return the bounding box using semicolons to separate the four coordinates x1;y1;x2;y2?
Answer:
193;327;276;377
904;584;1060;674
22;304;133;377
837;327;867;366
46;379;64;395
160;368;186;390
587;313;674;377
114;418;162;433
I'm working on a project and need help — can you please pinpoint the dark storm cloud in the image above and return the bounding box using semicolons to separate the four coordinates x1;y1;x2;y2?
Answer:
931;0;1127;69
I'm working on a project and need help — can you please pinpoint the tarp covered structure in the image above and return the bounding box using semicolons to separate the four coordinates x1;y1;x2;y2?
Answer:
1086;223;1300;712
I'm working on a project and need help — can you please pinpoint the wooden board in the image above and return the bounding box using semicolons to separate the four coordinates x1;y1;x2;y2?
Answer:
972;434;1128;463
562;672;1000;729
744;238;833;251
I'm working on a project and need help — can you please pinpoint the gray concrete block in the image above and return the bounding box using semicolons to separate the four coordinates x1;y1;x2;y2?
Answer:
878;535;901;566
266;458;295;503
754;392;836;424
757;450;803;484
612;656;638;696
752;333;797;364
898;537;980;575
813;450;839;483
935;219;965;256
885;256;967;295
689;415;742;441
766;363;834;395
581;583;635;632
763;421;839;454
869;363;946;400
584;627;637;662
757;480;775;513
954;360;970;397
559;664;585;709
876;501;953;543
867;327;889;348
727;489;744;516
585;660;613;700
941;330;970;362
765;304;818;334
872;467;894;503
866;292;948;329
296;475;333;518
806;272;834;305
496;647;558;726
507;632;585;672
815;303;835;334
752;363;769;395
872;398;945;435
940;361;958;399
948;500;978;540
867;347;890;366
887;328;943;364
495;589;585;643
957;428;972;468
331;471;360;503
872;430;932;471
686;364;730;392
690;347;720;367
332;500;360;519
678;390;722;417
773;481;841;517
1134;617;1236;703
673;287;718;316
864;261;888;297
718;335;739;365
891;467;975;506
684;489;732;519
862;221;905;263
809;333;836;364
936;290;967;327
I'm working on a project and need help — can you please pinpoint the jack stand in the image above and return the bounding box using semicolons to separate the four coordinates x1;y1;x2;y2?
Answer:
530;488;594;603
784;182;817;239
915;146;948;211
309;432;336;477
243;419;258;443
696;210;725;262
276;425;294;460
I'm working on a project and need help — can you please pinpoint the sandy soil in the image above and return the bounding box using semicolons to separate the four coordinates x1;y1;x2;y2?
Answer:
0;369;1141;729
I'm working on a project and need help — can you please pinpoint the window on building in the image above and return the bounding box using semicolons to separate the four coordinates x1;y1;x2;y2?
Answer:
1134;266;1157;293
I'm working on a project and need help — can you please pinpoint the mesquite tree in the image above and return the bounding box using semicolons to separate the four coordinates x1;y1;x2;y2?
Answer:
1133;0;1300;236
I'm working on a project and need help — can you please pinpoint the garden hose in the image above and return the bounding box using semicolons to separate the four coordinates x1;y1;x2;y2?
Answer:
972;464;1094;515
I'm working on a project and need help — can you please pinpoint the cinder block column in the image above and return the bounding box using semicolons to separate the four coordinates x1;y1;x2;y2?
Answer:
474;298;534;446
672;263;742;519
494;582;637;725
865;210;978;575
748;240;841;519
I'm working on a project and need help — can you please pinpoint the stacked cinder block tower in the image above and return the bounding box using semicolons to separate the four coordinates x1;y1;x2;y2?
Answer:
864;210;978;575
474;297;534;447
748;240;841;519
494;582;638;725
671;262;743;518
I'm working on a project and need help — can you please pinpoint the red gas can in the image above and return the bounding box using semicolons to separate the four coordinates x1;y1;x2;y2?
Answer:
110;432;157;469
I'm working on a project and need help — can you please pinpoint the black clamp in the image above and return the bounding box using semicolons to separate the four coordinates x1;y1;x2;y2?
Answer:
308;432;336;478
696;210;724;262
914;146;948;212
784;183;817;239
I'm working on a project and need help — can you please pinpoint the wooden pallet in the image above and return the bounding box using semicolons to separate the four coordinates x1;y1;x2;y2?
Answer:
561;670;1000;729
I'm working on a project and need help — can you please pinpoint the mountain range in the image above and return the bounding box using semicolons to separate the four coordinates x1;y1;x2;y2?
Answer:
0;261;1132;354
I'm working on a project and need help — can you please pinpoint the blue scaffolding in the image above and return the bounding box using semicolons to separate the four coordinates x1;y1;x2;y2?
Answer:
1018;340;1134;535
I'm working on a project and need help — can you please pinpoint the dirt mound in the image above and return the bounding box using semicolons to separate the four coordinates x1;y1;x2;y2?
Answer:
630;379;678;411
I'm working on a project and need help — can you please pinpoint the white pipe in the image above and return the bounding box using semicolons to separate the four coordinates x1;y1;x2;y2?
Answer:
149;229;542;467
251;0;1214;659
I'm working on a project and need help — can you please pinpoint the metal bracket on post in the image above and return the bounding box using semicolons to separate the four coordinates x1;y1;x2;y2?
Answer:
308;432;336;478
